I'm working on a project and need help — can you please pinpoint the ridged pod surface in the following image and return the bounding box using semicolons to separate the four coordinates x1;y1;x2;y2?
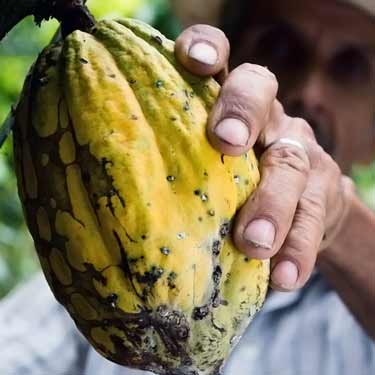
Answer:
14;19;269;375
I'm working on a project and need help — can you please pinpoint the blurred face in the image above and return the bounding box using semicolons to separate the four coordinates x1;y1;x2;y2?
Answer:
231;0;375;173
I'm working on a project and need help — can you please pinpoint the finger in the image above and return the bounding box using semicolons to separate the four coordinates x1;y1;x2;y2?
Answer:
270;171;327;291
232;133;311;260
207;63;278;156
175;24;230;77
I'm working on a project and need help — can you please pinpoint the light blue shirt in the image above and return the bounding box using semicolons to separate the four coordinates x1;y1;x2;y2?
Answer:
1;271;374;374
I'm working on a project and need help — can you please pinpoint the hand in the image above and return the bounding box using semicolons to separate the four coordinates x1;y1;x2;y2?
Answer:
175;25;354;292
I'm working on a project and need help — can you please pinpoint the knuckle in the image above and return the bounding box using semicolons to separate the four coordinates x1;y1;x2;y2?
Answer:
220;87;261;126
273;100;285;117
298;195;327;226
290;117;316;140
238;63;279;93
341;175;356;195
262;144;310;177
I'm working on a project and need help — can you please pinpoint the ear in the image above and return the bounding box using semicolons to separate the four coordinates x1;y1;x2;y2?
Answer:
170;0;224;27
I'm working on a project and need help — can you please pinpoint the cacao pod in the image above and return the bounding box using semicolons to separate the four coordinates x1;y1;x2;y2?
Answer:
14;19;269;375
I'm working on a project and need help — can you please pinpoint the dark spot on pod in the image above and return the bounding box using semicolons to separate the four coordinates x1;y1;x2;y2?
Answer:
109;74;116;78
106;293;118;308
183;102;190;111
131;114;138;120
108;188;116;197
160;247;170;255
213;265;222;285
234;175;240;183
152;35;163;45
82;171;90;183
192;305;210;320
220;222;230;238
136;266;164;285
208;209;215;217
167;271;177;289
177;326;189;340
155;80;164;88
194;189;201;196
200;193;208;202
101;157;113;167
80;58;89;64
212;240;221;256
189;91;195;98
221;154;225;164
245;179;250;185
38;76;49;86
244;257;249;262
154;305;190;342
141;234;147;240
203;171;209;177
83;262;107;285
167;175;176;182
170;117;177;122
211;289;221;308
129;79;137;84
183;358;193;367
240;286;246;292
198;217;203;222
220;300;229;306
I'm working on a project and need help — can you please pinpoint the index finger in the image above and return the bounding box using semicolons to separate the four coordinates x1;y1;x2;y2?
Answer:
207;63;279;156
175;24;230;77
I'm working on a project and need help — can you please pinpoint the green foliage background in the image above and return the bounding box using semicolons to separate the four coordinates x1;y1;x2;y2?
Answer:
0;0;373;300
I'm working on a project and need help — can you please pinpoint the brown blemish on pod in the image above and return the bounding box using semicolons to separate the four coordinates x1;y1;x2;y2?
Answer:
36;206;51;241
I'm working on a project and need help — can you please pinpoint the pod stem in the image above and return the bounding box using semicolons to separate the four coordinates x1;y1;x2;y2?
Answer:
52;0;96;38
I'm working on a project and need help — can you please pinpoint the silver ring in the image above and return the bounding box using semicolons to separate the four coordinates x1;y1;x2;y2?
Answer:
268;137;306;152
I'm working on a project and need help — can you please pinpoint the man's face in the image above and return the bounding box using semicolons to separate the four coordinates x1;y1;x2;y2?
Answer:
231;0;375;173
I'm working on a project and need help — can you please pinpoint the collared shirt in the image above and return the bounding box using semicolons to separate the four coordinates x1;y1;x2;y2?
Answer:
0;271;374;375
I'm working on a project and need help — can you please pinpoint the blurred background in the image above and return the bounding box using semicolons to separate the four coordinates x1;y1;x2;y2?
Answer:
0;0;374;300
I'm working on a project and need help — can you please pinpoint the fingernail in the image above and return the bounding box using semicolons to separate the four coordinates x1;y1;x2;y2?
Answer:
244;219;275;249
188;42;218;65
271;261;299;289
215;118;249;146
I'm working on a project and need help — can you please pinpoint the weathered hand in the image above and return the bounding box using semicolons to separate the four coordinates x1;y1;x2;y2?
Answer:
175;25;354;292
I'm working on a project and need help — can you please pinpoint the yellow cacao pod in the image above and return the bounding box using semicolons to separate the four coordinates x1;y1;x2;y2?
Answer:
14;19;269;375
